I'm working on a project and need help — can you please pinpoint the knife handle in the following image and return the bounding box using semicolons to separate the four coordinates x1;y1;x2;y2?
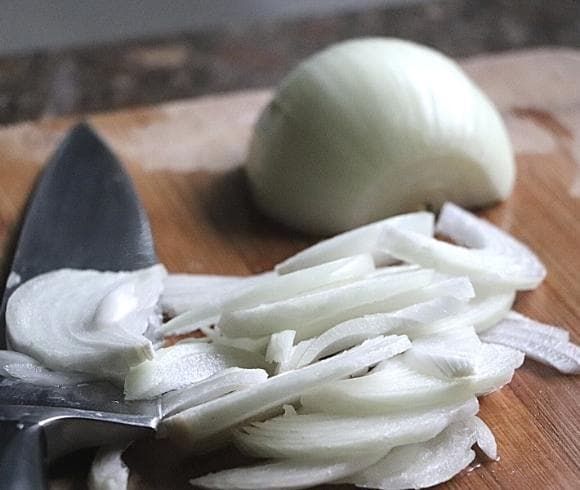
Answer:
0;420;47;490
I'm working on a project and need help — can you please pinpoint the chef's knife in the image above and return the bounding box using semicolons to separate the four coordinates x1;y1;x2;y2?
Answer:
0;123;161;490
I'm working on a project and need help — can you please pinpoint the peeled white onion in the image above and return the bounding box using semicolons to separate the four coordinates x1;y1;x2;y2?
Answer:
245;38;514;235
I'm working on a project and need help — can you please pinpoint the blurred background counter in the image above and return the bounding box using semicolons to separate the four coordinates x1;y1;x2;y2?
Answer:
1;0;579;125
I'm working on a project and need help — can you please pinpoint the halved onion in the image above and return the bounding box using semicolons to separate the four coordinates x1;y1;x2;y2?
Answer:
346;417;495;489
162;254;375;335
275;211;434;274
6;265;166;382
234;398;478;459
161;336;411;451
124;343;267;400
479;312;580;374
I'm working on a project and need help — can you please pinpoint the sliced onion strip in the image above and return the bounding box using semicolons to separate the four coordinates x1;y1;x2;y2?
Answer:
124;343;267;400
437;202;546;286
404;326;483;378
162;368;268;417
218;269;435;340
275;211;434;274
346;417;493;490
377;203;546;290
234;398;478;460
190;456;380;490
479;313;580;374
291;297;466;370
301;343;523;415
162;254;375;335
161;272;274;317
161;335;411;450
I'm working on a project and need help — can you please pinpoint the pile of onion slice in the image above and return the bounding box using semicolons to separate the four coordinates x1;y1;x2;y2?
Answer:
153;204;577;490
3;204;579;490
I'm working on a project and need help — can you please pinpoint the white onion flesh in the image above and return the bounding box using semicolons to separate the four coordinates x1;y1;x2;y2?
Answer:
162;368;268;417
0;350;96;386
161;336;411;450
479;313;580;374
436;292;516;335
124;343;267;400
379;223;542;292
346;417;494;489
6;265;166;382
436;202;546;290
367;264;422;278
162;254;374;335
210;334;270;355
404;326;483;378
289;297;466;370
190;456;379;490
161;272;274;317
265;330;297;374
234;398;478;459
301;343;523;415
472;415;498;460
88;444;130;490
275;211;434;274
395;291;514;339
218;269;435;340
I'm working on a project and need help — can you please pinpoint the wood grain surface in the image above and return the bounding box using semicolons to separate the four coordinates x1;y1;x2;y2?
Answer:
0;48;579;490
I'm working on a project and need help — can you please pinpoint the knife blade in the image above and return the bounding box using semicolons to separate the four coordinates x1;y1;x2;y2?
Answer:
0;123;161;490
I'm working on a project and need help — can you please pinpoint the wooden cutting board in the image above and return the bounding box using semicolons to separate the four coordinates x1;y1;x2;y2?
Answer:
0;48;578;490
